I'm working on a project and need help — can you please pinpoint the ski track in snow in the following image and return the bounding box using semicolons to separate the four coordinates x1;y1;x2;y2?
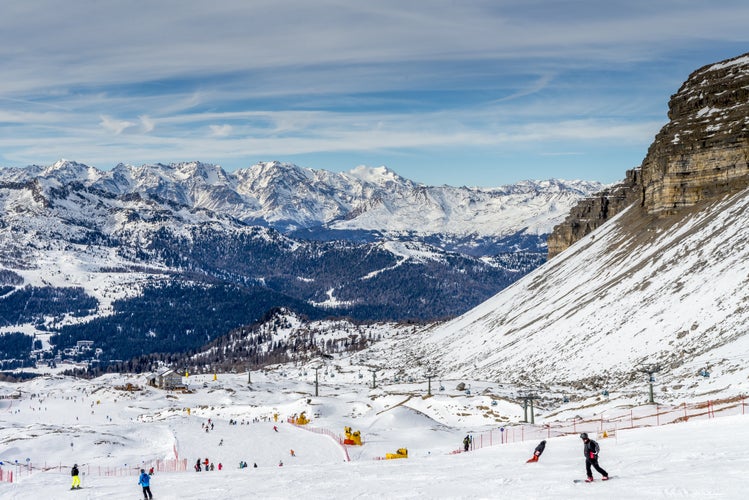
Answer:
1;371;747;499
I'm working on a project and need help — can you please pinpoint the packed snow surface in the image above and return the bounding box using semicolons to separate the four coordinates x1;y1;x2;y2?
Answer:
1;370;747;499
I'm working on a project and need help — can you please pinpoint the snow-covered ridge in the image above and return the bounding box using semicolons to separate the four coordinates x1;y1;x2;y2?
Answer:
363;185;749;399
0;160;605;238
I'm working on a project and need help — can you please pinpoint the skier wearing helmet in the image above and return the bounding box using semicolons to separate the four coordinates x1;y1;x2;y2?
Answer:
580;433;609;482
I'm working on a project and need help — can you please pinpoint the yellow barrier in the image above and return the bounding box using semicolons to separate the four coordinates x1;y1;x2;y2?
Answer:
385;448;408;459
343;426;363;445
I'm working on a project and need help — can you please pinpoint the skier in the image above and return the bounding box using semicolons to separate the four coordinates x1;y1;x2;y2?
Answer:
218;463;223;471
273;425;278;432
138;468;153;499
463;435;471;452
195;458;202;472
527;440;546;462
580;433;609;482
70;463;81;489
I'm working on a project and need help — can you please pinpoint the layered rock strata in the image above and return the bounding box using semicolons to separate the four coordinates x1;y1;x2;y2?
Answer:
549;52;749;258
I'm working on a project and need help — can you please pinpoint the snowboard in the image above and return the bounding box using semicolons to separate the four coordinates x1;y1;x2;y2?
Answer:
573;476;616;483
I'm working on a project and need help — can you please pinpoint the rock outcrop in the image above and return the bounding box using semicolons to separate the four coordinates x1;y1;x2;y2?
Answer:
549;52;749;258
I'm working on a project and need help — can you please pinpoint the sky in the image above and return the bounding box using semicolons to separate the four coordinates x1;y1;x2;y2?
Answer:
1;1;748;187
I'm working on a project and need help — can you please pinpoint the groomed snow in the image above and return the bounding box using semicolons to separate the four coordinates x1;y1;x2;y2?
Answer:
1;370;747;499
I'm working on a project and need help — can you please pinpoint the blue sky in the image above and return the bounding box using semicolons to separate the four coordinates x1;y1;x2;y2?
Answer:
1;1;748;186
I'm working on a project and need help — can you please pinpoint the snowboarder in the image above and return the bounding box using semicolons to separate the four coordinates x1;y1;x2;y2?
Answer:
210;462;215;471
580;433;609;482
463;435;471;452
527;440;546;462
138;468;153;499
70;463;81;489
218;463;223;471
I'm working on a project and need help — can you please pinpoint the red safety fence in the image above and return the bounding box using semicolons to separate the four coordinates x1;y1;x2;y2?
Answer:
460;396;747;453
0;467;12;483
288;422;351;462
4;458;189;484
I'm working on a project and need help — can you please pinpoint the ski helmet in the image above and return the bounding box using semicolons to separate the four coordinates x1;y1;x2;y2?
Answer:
580;432;588;439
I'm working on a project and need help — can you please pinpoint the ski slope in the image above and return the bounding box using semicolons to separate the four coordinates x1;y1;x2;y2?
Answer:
1;370;747;499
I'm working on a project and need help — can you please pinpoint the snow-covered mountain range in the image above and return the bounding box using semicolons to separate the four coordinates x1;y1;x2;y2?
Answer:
0;160;602;362
0;159;603;251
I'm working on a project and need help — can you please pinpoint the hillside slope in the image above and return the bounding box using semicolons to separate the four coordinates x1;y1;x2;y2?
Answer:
369;186;749;401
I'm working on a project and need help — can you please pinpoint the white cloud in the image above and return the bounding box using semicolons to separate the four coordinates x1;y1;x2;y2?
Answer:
99;115;135;135
209;124;233;137
139;115;155;133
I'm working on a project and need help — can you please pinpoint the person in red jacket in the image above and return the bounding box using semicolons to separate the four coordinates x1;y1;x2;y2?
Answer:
580;433;609;482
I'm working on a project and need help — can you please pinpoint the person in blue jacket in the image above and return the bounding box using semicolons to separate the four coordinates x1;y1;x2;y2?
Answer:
138;469;153;499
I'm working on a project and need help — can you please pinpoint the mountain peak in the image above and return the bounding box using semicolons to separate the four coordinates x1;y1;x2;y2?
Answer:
42;159;101;184
346;165;413;188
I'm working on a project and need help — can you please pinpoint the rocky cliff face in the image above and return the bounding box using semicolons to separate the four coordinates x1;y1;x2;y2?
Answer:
547;168;641;257
549;52;749;258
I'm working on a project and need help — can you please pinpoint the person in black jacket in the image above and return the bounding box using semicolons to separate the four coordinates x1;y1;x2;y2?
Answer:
71;463;81;490
580;433;609;482
526;440;546;462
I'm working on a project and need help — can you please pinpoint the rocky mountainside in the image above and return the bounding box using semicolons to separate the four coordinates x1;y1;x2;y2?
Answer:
548;52;749;257
370;52;749;402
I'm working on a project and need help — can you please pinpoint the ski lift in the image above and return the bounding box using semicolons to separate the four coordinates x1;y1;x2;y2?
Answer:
699;369;710;378
490;400;498;406
439;385;445;391
358;372;363;379
465;389;471;395
602;390;609;397
563;395;569;403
